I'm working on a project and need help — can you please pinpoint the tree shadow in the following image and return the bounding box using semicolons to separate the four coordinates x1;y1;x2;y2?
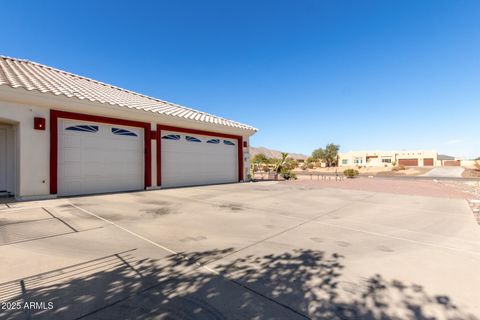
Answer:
0;248;476;320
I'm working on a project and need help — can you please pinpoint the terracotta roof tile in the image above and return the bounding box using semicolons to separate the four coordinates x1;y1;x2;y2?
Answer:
0;56;256;132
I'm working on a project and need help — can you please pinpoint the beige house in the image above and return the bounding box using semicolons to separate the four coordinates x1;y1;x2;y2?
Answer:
338;150;439;167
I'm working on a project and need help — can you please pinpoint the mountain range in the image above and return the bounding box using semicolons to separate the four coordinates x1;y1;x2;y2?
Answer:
250;146;308;160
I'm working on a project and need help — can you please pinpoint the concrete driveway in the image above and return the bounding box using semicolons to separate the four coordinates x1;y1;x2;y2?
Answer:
0;182;479;319
423;167;465;178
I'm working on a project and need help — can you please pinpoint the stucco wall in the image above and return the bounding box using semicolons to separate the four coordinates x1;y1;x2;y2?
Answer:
338;150;439;167
0;101;50;197
0;88;255;198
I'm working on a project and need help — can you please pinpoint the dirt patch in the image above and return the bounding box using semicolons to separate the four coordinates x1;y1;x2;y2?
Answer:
286;177;474;199
462;168;480;178
377;167;432;177
141;200;171;206
218;203;244;212
141;207;174;217
377;245;394;253
179;236;207;242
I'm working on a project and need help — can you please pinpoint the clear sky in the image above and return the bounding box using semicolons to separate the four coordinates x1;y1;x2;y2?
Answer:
2;1;479;158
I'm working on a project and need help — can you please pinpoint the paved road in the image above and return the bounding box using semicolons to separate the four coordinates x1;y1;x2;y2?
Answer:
0;182;479;319
423;167;465;178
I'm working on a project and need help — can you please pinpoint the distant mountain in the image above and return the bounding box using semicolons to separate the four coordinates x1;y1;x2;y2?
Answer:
250;146;308;160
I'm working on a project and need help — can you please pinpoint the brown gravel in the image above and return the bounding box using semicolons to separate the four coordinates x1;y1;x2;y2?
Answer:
462;168;480;178
286;177;477;200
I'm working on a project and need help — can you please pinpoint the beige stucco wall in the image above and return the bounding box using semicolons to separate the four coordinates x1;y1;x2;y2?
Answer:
339;150;439;167
0;86;255;199
0;101;50;198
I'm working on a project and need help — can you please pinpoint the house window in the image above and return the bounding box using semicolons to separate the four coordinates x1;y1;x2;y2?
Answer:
354;157;363;164
162;134;180;140
65;125;99;133
186;136;201;142
342;159;348;165
112;128;137;137
382;158;392;163
206;139;220;144
223;140;235;146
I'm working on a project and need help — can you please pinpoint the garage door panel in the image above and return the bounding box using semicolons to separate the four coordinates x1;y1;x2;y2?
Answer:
61;163;82;177
398;159;418;166
161;131;238;188
423;158;434;166
58;120;144;196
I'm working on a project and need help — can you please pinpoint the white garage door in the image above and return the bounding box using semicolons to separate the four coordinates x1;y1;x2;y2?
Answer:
161;131;238;188
58;120;144;196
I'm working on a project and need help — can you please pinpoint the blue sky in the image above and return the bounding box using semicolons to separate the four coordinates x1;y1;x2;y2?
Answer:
2;1;479;158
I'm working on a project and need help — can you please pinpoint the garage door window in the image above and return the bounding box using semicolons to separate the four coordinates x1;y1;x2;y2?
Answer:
223;140;235;146
162;134;180;141
206;139;220;144
112;128;137;137
65;125;99;133
186;136;201;142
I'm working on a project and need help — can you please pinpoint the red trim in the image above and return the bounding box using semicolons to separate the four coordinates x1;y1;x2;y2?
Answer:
50;110;152;194
238;136;244;182
50;112;58;194
243;141;248;148
156;129;161;187
150;131;157;140
156;124;244;186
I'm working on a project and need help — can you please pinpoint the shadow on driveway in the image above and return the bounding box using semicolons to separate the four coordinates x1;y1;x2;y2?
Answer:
0;248;476;320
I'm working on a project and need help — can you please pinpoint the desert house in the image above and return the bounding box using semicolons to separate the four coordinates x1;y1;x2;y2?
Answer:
0;56;256;200
338;150;439;167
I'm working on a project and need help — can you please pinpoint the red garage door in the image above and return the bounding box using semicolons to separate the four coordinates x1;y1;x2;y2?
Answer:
423;158;434;166
398;159;418;166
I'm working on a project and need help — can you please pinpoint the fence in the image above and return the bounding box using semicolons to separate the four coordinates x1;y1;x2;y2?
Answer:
252;171;347;181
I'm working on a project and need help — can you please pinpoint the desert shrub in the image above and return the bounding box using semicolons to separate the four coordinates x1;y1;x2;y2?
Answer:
343;169;359;178
280;167;297;180
307;163;314;169
392;165;406;171
284;159;299;170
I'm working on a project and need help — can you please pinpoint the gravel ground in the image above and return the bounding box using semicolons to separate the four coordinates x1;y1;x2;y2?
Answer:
287;177;480;224
288;176;476;199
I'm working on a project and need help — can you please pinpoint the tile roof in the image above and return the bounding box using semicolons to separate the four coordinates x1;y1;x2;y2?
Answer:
0;56;256;131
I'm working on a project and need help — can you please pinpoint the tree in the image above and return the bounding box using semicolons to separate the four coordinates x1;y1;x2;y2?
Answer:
274;152;289;173
475;157;480;170
312;148;325;161
252;153;268;165
312;143;340;167
284;158;299;170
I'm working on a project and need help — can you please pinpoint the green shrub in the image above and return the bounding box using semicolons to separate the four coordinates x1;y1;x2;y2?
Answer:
280;167;297;180
343;169;359;178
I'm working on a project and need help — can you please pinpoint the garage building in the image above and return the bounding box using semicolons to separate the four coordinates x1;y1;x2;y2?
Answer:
0;56;256;199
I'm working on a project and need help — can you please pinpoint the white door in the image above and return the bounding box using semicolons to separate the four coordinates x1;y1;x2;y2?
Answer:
0;128;6;192
58;120;144;196
161;131;238;188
